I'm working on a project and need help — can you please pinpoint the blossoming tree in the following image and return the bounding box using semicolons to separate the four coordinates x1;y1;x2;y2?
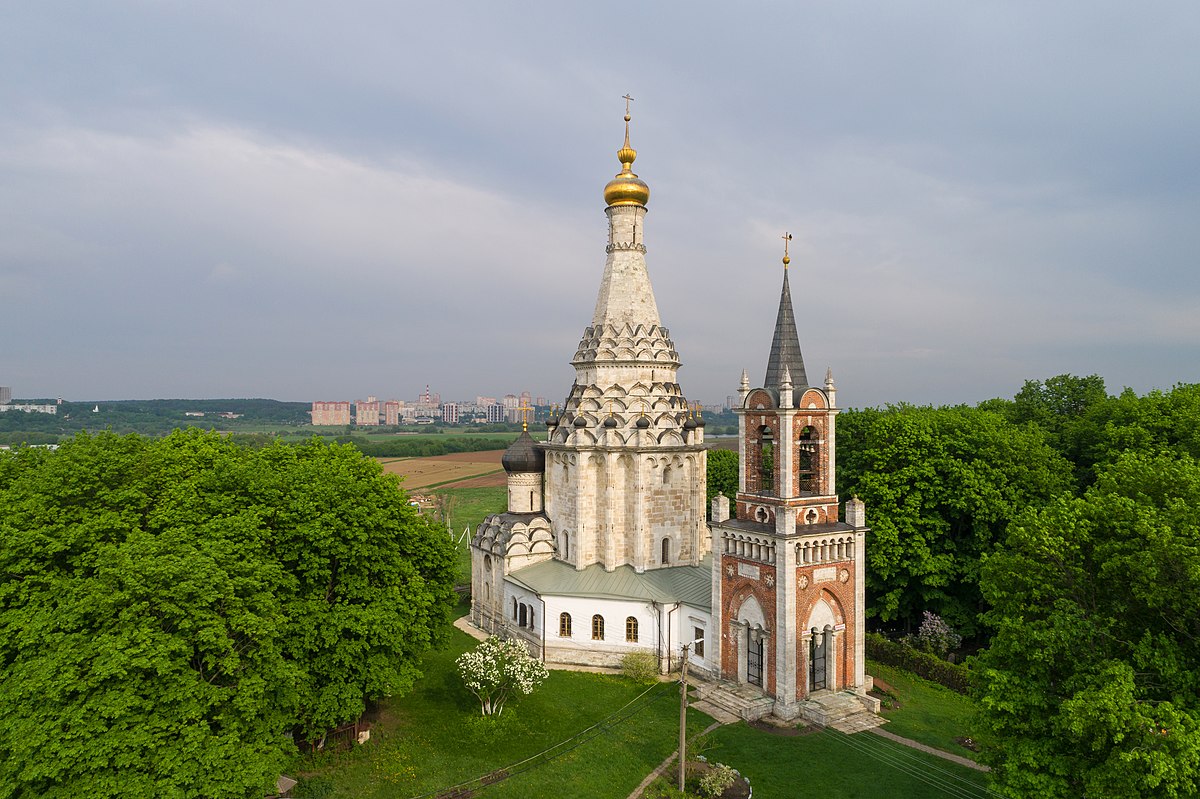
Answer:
457;637;549;716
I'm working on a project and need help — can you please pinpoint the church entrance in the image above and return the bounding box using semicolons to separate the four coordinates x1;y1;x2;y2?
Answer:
809;626;830;691
747;637;764;686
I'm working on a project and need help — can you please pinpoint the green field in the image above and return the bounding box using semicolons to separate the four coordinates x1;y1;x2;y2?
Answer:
429;486;507;584
291;627;995;799
290;626;708;799
867;660;979;760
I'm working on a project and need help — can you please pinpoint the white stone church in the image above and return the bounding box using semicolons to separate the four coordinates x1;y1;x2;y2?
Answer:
470;109;876;722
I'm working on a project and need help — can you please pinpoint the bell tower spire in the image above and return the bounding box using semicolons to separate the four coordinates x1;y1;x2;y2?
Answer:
764;233;809;390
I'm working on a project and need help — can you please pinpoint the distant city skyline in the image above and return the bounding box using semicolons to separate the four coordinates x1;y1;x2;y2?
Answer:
4;4;1198;408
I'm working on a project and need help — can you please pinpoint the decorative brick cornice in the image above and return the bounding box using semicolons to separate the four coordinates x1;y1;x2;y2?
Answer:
605;242;648;254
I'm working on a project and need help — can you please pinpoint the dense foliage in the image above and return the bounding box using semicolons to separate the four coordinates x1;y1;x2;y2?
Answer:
0;398;312;442
974;452;1200;797
0;431;455;798
837;404;1072;636
865;633;970;694
705;448;739;517
345;435;520;458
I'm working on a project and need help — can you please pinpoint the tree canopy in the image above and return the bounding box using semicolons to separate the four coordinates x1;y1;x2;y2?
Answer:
836;404;1072;636
974;452;1200;798
0;430;456;798
705;447;738;516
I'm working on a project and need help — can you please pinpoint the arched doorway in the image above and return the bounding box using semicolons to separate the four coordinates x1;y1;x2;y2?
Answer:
806;597;837;692
734;595;768;689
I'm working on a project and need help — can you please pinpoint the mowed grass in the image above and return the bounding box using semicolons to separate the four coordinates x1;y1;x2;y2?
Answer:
291;626;704;799
433;486;507;584
867;660;979;760
703;723;992;799
292;629;994;799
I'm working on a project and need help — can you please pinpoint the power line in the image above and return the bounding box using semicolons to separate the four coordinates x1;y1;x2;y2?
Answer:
405;682;670;799
821;729;1007;799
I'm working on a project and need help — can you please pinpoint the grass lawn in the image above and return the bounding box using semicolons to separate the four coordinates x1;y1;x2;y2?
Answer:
291;626;707;798
867;660;979;760
430;486;506;584
703;723;993;799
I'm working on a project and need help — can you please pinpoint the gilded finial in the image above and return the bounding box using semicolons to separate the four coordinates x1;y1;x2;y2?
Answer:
518;402;532;432
604;94;650;207
782;232;793;268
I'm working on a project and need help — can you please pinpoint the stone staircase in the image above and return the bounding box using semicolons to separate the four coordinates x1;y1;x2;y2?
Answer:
799;690;886;733
687;676;776;722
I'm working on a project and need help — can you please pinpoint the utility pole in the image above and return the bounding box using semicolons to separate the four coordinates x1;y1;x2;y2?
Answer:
678;642;690;793
677;636;702;793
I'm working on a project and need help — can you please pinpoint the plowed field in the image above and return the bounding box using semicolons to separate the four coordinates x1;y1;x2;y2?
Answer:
378;449;506;489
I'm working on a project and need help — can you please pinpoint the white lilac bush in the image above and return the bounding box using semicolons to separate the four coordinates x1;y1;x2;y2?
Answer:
457;636;549;716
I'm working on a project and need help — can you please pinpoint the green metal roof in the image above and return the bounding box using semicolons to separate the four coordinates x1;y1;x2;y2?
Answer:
509;555;713;611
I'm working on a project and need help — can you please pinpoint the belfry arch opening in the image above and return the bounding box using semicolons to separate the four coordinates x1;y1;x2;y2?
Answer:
757;425;774;493
797;425;819;494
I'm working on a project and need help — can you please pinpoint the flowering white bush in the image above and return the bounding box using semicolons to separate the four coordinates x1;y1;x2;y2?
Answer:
457;636;549;716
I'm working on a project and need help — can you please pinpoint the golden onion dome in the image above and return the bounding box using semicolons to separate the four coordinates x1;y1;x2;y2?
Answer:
603;112;650;207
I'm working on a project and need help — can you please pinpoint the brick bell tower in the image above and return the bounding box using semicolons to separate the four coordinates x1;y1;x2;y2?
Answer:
709;239;870;722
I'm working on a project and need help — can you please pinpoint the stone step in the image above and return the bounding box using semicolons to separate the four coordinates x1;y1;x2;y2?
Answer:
701;683;776;722
829;711;888;735
799;690;880;730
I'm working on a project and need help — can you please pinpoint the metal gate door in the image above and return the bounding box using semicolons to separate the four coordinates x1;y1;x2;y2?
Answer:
747;637;764;686
810;628;827;691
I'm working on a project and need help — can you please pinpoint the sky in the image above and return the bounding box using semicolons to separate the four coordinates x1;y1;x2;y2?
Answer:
2;2;1198;408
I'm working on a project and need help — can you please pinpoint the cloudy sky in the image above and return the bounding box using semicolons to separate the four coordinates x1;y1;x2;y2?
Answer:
3;2;1197;408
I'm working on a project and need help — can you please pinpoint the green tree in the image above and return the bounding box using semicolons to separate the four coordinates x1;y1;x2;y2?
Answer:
837;405;1072;636
705;448;738;516
0;431;455;797
975;452;1200;798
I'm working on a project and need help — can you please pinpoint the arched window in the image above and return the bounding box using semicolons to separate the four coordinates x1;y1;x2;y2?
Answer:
559;612;572;637
512;598;518;620
758;425;774;492
661;537;670;565
592;614;605;640
562;532;570;560
662;465;672;485
626;616;639;642
518;603;528;627
484;554;492;571
797;425;818;494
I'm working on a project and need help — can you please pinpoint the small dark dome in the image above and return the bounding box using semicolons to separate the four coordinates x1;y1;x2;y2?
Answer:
695;416;707;428
635;416;651;429
683;417;698;430
573;416;587;428
501;431;545;473
603;416;618;428
545;417;558;428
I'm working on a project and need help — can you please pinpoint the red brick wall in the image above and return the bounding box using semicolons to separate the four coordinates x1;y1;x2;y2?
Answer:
794;564;857;697
719;555;778;694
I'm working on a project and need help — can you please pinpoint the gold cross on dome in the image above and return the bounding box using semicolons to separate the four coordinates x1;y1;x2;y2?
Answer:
623;94;634;117
518;403;532;431
782;232;793;268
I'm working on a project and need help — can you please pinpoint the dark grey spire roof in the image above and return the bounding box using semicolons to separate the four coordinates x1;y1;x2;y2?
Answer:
764;269;809;389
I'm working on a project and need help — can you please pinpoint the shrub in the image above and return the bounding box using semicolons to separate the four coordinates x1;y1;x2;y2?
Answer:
909;611;962;656
699;763;738;798
457;637;549;715
866;632;970;694
621;650;660;684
